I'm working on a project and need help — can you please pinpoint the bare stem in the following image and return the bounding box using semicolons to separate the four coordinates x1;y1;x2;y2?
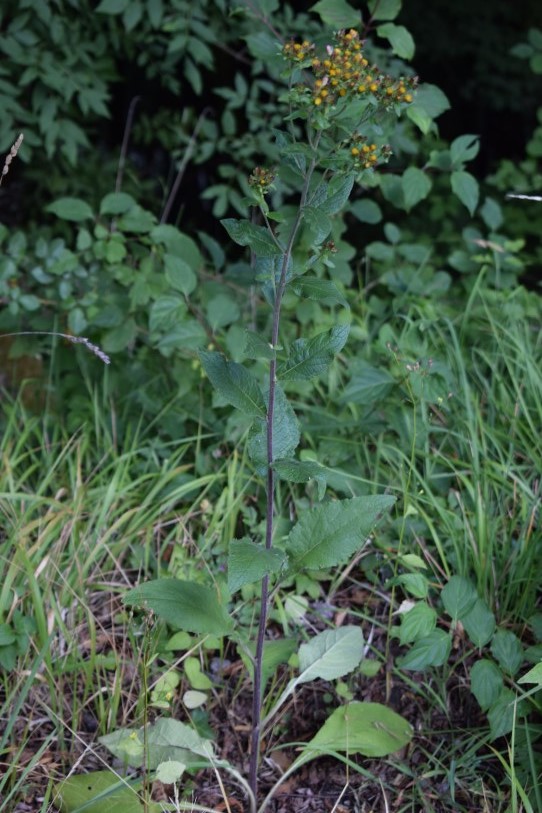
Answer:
160;108;210;224
248;135;320;800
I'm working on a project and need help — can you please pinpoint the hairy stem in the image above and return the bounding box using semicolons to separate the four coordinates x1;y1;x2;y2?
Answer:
248;137;320;799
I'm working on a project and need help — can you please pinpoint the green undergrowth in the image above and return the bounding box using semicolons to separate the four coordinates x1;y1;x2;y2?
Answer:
1;284;541;811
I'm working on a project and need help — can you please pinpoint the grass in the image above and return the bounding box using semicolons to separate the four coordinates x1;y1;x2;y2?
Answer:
1;286;541;811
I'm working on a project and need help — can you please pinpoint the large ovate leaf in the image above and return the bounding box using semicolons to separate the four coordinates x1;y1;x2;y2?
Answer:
221;218;283;256
441;575;478;621
397;629;451;670
303;206;332;243
123;579;233;635
273;458;327;499
263;627;364;724
289;277;348;307
164;253;197;296
451;170;479;215
278;325;349;381
491;629;524;676
244;330;275;360
310;0;360;28
100;192;137;214
297;627;364;682
200;351;266;418
247;382;300;472
461;598;495;647
46;197;94;222
319;173;355;215
305;701;412;757
450;134;480;167
368;0;402;20
407;83;450;133
100;719;213;773
228;537;287;593
470;659;503;711
150;226;202;271
340;361;395;404
286;495;395;573
376;23;415;60
402;166;432;211
53;771;152;813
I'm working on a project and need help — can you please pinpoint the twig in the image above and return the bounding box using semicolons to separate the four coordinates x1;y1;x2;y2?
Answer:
116;97;141;193
160;108;210;224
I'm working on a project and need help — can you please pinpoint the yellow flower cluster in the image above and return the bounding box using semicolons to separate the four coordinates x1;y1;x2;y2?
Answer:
283;29;416;109
349;138;392;170
282;38;314;62
248;166;276;194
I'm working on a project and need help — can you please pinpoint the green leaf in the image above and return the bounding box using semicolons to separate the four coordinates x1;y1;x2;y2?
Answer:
376;23;415;60
0;624;16;646
199;351;266;418
155;761;185;784
244;330;275;360
350;198;382;223
398;602;437;645
298;627;364;683
461;598;496;648
470;659;503;711
310;0;360;29
402;167;432;211
450;134;480;167
340;361;395;405
518;662;542;686
221;218;283;256
53;771;145;813
441;575;478;621
206;293;240;330
286;495;395;572
451;171;479;216
319;174;355;215
273;458;326;499
151;226;202;271
248;382;300;471
278;325;350;381
164;254;197;296
99;192;137;215
394;573;429;598
290;277;348;307
123;579;233;635
95;0;129;13
303;206;332;243
368;0;402;20
19;294;41;311
412;84;451;119
263;628;365;722
46;197;94;222
491;630;524;676
149;295;186;332
116;206;156;233
488;689;519;740
102;319;137;353
408;83;450;131
480;197;503;231
397;630;451;670
228;537;287;593
305;701;412;757
241;638;297;692
184;657;213;690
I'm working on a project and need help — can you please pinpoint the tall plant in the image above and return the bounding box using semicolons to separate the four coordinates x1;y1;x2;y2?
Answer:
102;23;419;810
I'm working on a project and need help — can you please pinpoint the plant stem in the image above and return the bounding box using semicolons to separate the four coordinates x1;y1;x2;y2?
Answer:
248;139;320;800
